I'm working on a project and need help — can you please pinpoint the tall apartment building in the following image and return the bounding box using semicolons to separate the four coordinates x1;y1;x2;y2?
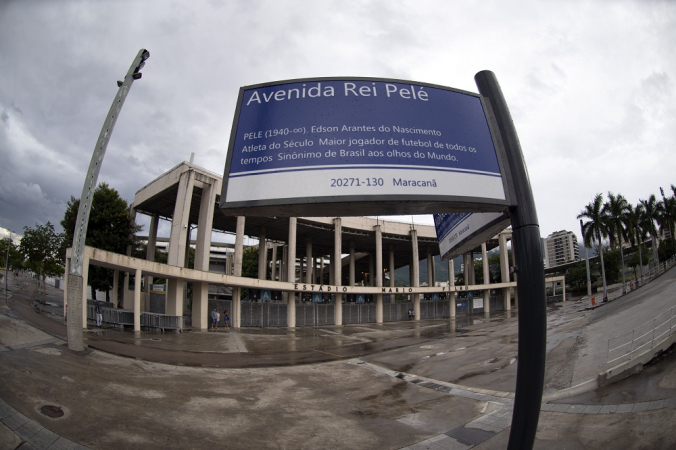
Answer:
544;230;580;268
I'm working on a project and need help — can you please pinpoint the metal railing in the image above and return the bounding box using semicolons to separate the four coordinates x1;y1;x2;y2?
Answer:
606;306;676;367
611;255;676;301
87;305;184;332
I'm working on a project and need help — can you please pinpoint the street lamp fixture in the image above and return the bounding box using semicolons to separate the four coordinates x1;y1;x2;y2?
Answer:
66;49;150;351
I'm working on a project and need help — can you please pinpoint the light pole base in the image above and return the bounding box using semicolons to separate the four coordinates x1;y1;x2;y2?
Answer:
66;274;85;351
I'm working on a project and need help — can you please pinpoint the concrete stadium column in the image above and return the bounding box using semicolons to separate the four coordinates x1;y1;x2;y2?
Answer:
287;217;297;327
464;253;472;288
329;256;335;285
349;241;355;287
281;246;287;283
427;247;434;287
305;239;313;283
134;268;142;332
192;182;216;329
482;242;490;316
320;256;325;284
448;259;456;318
81;256;89;328
144;214;158;311
389;246;395;287
375;225;383;323
499;232;512;311
166;169;195;316
300;256;305;290
271;244;278;281
258;227;267;281
389;245;395;302
334;218;343;326
411;229;420;320
232;216;245;329
562;278;566;302
112;269;119;309
123;271;132;309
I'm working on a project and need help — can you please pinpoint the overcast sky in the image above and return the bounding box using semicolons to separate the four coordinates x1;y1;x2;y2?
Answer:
1;0;675;245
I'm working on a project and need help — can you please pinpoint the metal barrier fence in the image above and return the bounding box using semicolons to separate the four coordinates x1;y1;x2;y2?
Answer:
87;305;184;332
241;301;288;327
96;294;513;330
342;303;377;324
606;306;676;367
141;313;184;331
382;303;411;322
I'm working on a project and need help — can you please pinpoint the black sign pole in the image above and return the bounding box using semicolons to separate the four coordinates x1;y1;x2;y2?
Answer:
475;71;546;450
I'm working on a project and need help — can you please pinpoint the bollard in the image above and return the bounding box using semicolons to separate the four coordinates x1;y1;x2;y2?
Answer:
591;297;596;306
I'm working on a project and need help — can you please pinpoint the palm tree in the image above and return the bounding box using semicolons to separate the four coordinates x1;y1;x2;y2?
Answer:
659;189;676;257
602;192;630;294
578;193;609;301
640;195;661;269
625;203;646;278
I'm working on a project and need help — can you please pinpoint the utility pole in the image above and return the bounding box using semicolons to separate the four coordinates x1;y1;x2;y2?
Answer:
66;49;149;351
4;232;11;295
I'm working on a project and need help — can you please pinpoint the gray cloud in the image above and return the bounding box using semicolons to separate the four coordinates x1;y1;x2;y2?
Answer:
1;0;675;242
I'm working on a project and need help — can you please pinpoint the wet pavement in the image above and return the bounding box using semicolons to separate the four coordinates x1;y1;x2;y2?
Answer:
1;270;676;449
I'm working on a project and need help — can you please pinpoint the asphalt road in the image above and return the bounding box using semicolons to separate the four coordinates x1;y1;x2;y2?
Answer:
1;270;675;449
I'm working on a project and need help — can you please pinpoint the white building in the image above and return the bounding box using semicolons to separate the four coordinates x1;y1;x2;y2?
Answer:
544;230;580;268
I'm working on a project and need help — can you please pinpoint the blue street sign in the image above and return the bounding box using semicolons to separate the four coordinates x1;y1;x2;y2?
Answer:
261;290;271;301
221;77;511;217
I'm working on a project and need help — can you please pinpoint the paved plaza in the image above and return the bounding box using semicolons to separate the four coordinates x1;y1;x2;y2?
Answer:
1;269;675;449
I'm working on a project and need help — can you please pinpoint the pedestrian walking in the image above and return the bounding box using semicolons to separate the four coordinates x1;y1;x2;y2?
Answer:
95;301;103;327
223;310;230;329
210;307;218;330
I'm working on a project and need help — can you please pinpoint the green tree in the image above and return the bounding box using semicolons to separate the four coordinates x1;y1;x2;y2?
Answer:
658;237;675;261
625;203;646;277
18;222;65;293
602;248;622;284
578;193;609;300
639;195;661;268
1;238;23;271
61;183;141;301
240;246;260;299
566;261;596;293
602;192;629;293
242;246;259;278
627;248;647;279
658;189;676;257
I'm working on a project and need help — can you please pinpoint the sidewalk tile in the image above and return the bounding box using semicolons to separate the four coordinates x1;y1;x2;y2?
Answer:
582;405;602;414
30;427;59;448
647;400;665;411
632;402;650;412
599;405;618;414
616;404;634;413
565;404;586;414
2;412;30;431
663;397;676;408
549;403;569;413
